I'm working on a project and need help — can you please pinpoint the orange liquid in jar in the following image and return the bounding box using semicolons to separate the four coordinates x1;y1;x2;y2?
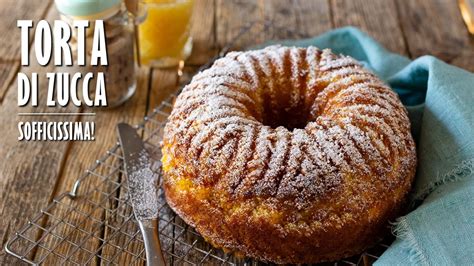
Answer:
139;0;194;66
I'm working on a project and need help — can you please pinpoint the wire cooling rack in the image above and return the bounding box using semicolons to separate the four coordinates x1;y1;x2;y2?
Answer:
5;22;395;265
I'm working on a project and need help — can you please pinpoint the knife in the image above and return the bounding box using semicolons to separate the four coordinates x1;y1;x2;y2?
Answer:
117;123;166;266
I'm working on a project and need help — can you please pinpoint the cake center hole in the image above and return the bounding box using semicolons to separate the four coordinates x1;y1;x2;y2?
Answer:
260;90;310;131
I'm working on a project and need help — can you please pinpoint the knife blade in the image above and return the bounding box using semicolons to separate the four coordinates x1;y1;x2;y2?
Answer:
117;123;166;266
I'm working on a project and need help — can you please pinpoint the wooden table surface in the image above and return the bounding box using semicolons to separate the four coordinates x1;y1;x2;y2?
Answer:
0;0;472;264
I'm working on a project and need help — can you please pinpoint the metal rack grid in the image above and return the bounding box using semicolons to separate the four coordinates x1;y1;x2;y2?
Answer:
5;21;395;265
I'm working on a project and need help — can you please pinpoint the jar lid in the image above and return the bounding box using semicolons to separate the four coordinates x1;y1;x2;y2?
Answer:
55;0;121;19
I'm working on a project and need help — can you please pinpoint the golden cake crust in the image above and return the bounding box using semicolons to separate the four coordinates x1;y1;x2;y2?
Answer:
161;46;417;264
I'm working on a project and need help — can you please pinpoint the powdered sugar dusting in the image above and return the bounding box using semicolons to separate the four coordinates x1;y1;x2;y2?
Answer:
127;149;159;220
163;45;416;203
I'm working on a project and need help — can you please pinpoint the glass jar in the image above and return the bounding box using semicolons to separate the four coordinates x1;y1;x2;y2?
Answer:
139;0;194;68
55;0;138;108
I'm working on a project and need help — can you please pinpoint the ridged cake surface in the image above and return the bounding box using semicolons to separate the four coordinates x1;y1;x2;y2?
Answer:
161;45;416;264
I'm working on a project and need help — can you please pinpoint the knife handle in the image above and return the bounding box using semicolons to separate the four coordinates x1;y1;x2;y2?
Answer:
138;219;166;266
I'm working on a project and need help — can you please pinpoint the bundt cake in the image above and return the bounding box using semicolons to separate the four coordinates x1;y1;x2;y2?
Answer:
161;45;417;264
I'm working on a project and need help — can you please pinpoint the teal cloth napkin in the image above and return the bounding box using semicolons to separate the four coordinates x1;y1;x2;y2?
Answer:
263;27;474;265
